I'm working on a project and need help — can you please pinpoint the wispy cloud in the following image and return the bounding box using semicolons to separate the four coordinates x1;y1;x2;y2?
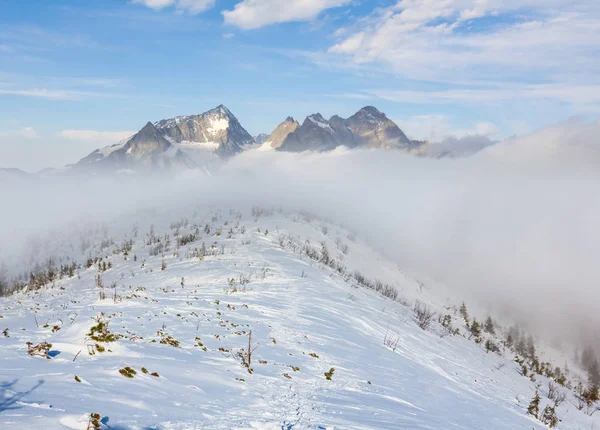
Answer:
57;129;135;143
0;88;124;100
324;0;600;110
342;83;600;109
132;0;216;14
0;126;38;139
328;1;600;80
396;114;499;142
223;0;351;30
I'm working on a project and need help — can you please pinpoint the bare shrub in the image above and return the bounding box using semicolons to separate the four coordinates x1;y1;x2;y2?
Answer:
413;300;436;331
547;381;558;400
26;341;52;358
553;390;567;408
234;330;259;374
384;326;400;352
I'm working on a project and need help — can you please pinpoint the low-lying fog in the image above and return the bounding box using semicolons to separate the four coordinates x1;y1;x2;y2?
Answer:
1;119;599;350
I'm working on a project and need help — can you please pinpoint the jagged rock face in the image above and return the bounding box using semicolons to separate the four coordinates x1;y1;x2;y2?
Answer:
278;114;340;152
254;133;269;145
154;105;254;157
277;106;412;153
119;122;171;161
328;115;357;148
96;122;174;171
345;106;411;149
268;116;299;149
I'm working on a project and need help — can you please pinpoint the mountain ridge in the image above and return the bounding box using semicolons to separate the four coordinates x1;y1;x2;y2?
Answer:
1;105;447;178
276;106;416;153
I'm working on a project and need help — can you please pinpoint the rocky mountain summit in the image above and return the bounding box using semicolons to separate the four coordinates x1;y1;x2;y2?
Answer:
72;105;255;174
274;106;415;153
4;105;432;178
154;105;254;157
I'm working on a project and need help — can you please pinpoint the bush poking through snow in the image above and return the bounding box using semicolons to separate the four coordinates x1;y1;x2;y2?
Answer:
88;413;102;430
119;366;137;378
88;316;120;342
325;368;335;380
157;329;180;347
26;341;52;359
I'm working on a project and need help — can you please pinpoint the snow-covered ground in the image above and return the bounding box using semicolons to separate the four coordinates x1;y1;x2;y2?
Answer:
0;209;597;429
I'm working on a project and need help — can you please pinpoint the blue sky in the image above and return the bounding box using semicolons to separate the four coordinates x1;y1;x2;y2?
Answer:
1;0;599;171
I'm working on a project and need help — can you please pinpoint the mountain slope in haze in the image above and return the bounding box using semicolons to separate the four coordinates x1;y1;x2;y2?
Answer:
0;208;594;429
72;122;194;174
278;106;417;153
0;167;29;180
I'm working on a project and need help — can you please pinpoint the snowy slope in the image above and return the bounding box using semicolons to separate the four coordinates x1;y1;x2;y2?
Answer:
0;209;597;429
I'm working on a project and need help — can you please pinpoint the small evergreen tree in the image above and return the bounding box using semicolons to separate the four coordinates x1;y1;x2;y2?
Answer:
459;302;469;323
484;316;495;335
588;359;600;387
469;319;481;339
541;405;559;427
516;337;527;357
199;242;206;260
527;390;541;418
581;347;596;370
527;335;536;359
320;243;330;266
505;333;514;349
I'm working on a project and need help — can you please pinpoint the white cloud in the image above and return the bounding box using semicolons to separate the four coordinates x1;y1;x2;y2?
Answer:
57;130;135;143
132;0;215;14
327;0;600;108
347;83;600;109
223;0;351;30
396;114;499;142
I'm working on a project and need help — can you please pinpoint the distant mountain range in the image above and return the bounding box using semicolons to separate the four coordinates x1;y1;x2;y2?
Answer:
2;105;457;178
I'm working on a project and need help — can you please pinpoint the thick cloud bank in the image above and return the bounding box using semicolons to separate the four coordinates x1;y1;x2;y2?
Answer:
1;119;599;346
